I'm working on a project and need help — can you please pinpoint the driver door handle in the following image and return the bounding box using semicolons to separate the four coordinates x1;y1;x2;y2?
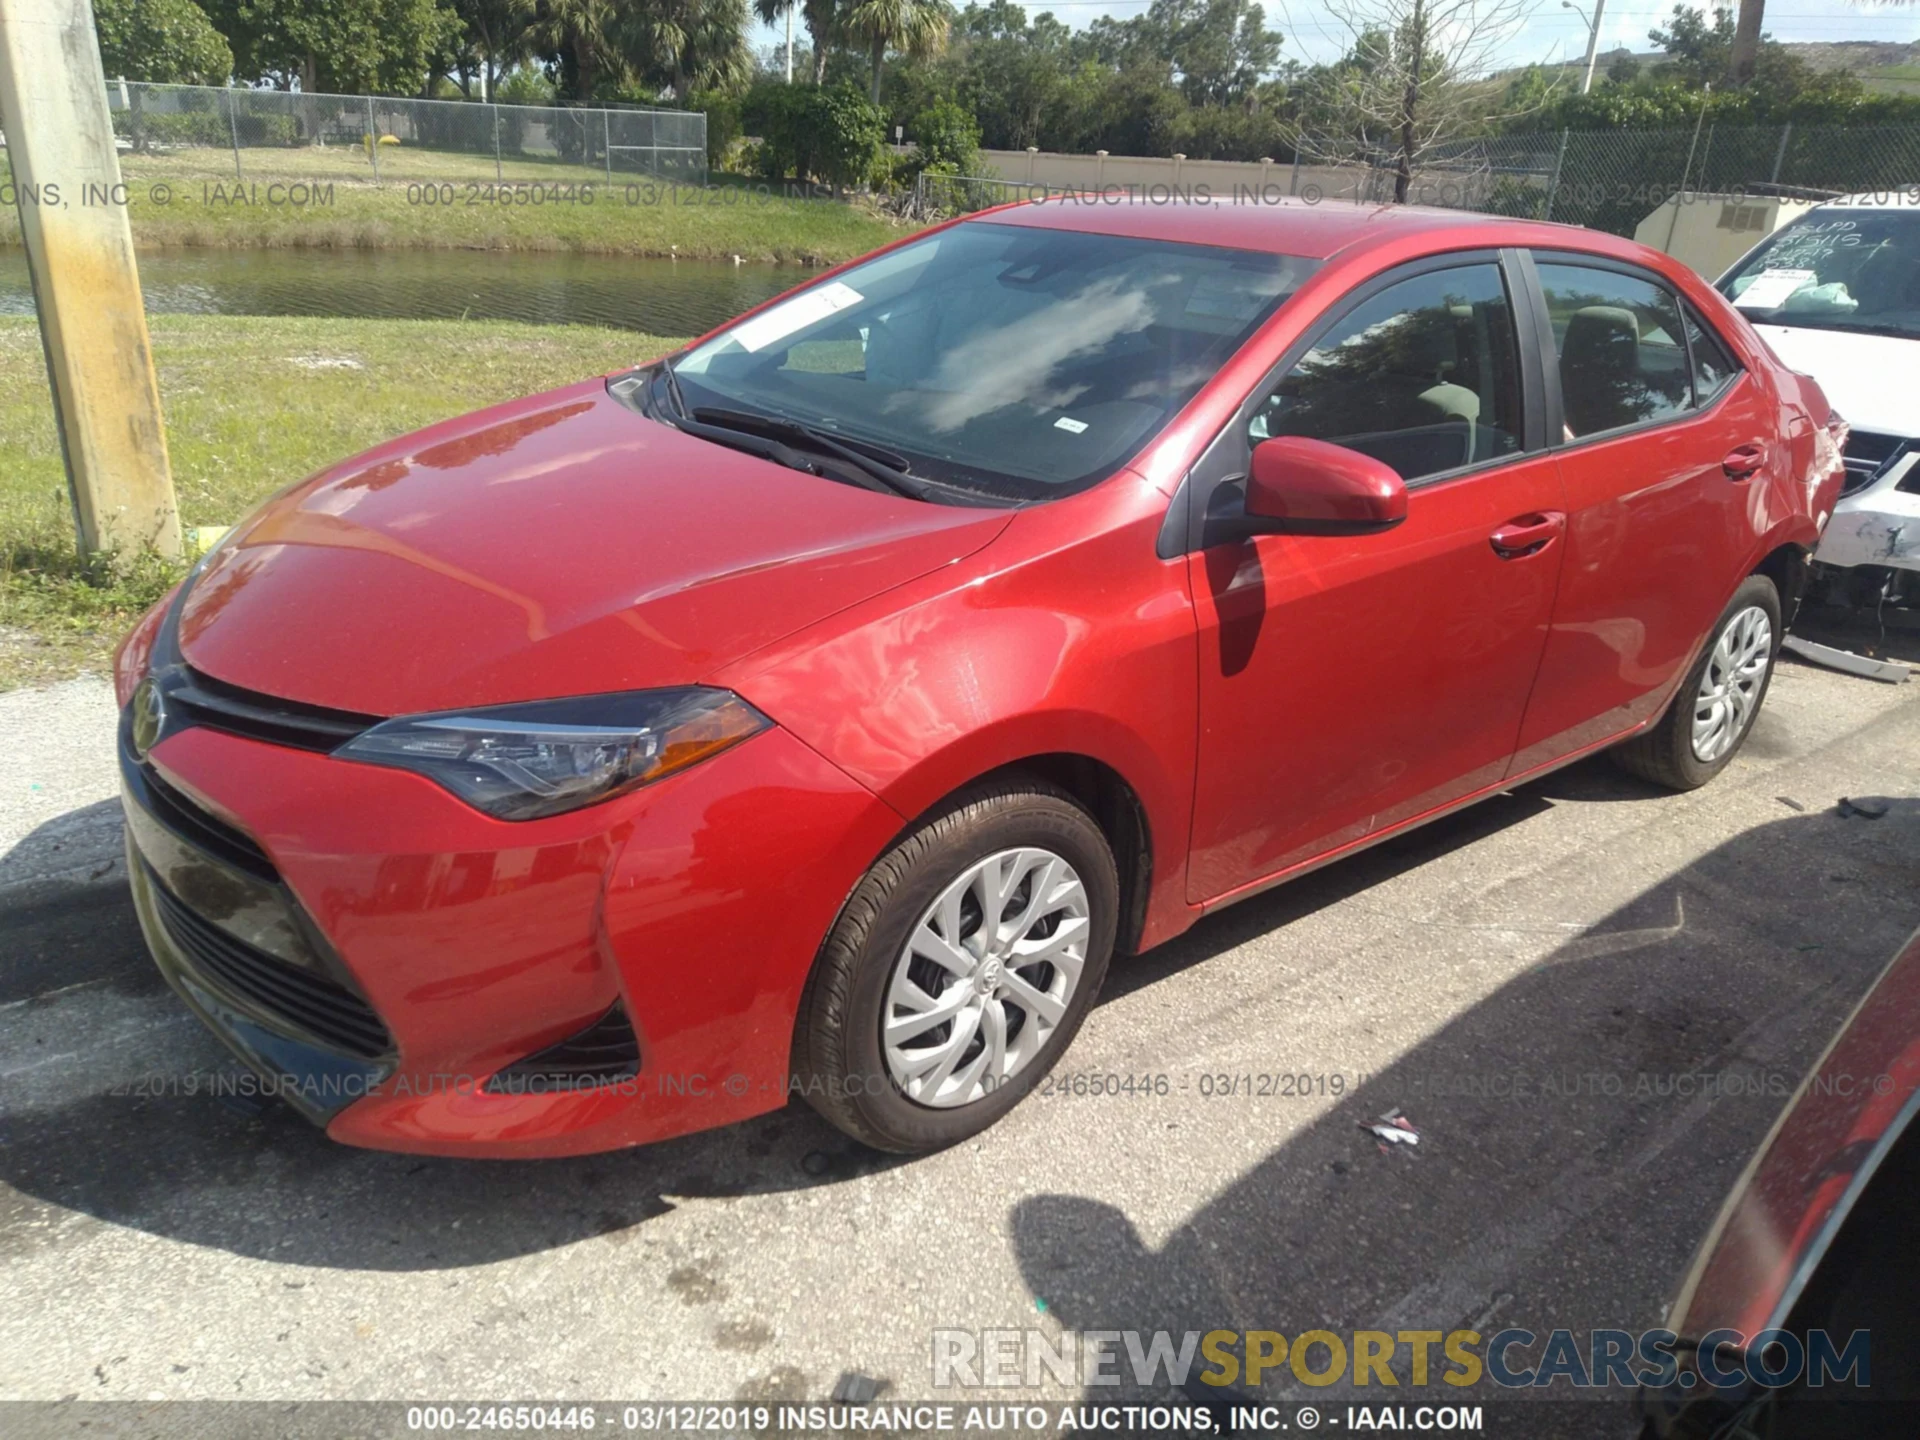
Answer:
1723;444;1765;480
1489;511;1566;559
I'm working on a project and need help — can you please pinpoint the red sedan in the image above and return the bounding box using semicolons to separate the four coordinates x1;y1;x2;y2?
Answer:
115;200;1846;1157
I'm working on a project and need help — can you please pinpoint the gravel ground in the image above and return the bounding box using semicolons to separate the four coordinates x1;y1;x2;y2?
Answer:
2;659;1916;1437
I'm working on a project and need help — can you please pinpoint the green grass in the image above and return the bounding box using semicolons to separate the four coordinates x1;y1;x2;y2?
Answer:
0;150;913;263
0;313;686;689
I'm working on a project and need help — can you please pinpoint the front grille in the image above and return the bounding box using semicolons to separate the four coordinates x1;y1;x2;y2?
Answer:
147;864;392;1059
165;665;377;753
137;760;277;881
485;1005;641;1093
1841;430;1910;498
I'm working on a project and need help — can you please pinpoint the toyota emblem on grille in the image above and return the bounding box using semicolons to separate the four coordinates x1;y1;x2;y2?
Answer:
130;678;167;758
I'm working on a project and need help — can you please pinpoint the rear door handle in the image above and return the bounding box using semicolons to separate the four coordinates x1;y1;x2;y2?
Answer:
1489;511;1566;559
1723;444;1765;479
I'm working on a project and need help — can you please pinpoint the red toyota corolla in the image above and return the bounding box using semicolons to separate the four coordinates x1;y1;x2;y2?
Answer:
115;200;1846;1158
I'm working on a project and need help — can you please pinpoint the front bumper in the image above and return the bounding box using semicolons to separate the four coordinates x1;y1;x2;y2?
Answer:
122;704;903;1157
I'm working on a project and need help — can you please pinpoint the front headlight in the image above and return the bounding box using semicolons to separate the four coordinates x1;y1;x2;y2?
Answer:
335;688;769;820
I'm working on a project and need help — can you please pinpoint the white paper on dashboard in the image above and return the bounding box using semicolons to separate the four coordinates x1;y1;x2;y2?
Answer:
1733;269;1815;310
730;281;864;353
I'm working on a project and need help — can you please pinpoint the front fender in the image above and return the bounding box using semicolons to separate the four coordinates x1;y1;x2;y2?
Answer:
718;487;1203;952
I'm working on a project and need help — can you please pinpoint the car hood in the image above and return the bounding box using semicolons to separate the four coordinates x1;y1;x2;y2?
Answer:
178;381;1012;716
1752;324;1920;437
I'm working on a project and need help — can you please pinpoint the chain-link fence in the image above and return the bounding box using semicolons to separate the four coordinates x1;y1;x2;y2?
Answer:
920;123;1920;237
103;80;706;185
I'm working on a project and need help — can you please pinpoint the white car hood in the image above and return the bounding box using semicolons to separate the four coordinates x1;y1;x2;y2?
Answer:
1752;324;1920;437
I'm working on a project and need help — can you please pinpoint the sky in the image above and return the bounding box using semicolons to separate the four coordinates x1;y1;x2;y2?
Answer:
748;1;1920;80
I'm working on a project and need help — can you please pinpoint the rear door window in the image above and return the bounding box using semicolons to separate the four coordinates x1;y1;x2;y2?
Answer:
1684;307;1742;406
1535;260;1691;439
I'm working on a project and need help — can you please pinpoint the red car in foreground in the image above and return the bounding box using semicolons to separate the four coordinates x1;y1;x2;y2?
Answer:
116;199;1846;1157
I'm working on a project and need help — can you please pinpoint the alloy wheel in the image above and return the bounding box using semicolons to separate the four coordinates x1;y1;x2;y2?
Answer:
1691;605;1773;764
882;847;1090;1108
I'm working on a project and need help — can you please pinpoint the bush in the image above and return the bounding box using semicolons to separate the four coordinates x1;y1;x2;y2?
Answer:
690;89;744;171
910;100;981;174
112;107;298;149
496;67;557;106
742;80;885;191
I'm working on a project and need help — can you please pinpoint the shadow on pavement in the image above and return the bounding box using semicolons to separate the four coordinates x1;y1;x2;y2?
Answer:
1009;799;1920;1430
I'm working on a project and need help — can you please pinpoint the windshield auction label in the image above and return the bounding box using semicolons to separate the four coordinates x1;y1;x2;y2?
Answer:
731;280;864;353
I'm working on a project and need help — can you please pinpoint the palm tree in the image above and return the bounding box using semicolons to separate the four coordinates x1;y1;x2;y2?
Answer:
1726;0;1763;86
531;0;630;101
755;0;842;83
842;0;953;103
629;0;753;100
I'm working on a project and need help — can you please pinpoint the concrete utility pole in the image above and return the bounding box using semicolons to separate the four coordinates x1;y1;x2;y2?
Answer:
785;4;795;84
1561;0;1606;95
0;0;180;559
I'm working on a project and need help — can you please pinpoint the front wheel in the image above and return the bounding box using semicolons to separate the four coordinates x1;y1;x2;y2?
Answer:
1612;574;1782;791
792;778;1118;1153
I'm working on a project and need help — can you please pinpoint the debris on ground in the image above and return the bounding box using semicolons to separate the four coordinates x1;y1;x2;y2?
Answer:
1781;636;1912;684
1838;796;1892;820
1362;1110;1421;1152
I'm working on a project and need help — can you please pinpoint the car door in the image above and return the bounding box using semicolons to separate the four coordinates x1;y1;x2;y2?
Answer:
1185;252;1567;904
1507;252;1770;773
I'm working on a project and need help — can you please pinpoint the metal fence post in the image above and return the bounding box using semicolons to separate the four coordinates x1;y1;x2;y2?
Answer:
1770;122;1792;185
226;84;241;179
1542;128;1569;221
492;103;502;182
366;94;380;181
1289;149;1302;196
604;109;613;182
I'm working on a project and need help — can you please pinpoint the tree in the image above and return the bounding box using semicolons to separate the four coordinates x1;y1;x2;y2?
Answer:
1290;0;1547;203
1647;2;1731;85
94;0;233;83
1726;0;1762;86
755;0;844;83
210;0;460;92
1647;5;1821;99
626;0;753;100
842;0;953;103
527;0;629;100
441;0;536;97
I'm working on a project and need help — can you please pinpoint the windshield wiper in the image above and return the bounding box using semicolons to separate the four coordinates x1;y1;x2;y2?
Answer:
638;368;949;502
688;406;940;503
658;357;691;421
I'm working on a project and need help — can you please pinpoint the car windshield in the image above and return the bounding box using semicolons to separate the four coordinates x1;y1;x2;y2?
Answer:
1719;206;1920;341
671;221;1319;503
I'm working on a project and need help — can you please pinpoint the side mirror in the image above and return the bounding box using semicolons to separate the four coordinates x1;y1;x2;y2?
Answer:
1245;436;1408;536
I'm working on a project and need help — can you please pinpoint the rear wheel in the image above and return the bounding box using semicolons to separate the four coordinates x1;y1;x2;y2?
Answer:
1612;574;1782;791
792;778;1117;1153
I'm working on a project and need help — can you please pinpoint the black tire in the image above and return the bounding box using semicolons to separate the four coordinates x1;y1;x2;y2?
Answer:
1612;574;1783;792
792;776;1118;1154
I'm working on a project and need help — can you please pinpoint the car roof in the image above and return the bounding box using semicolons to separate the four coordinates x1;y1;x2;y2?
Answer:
975;195;1657;266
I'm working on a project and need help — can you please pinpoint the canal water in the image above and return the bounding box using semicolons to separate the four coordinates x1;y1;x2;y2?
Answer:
0;247;796;338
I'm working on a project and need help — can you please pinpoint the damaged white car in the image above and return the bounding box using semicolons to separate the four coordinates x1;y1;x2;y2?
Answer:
1721;192;1919;602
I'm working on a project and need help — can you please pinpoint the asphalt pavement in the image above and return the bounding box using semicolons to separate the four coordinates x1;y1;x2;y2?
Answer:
3;659;1917;1431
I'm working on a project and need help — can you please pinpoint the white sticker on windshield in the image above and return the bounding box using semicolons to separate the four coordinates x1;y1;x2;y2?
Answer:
1053;416;1089;434
1733;268;1816;310
730;281;864;353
